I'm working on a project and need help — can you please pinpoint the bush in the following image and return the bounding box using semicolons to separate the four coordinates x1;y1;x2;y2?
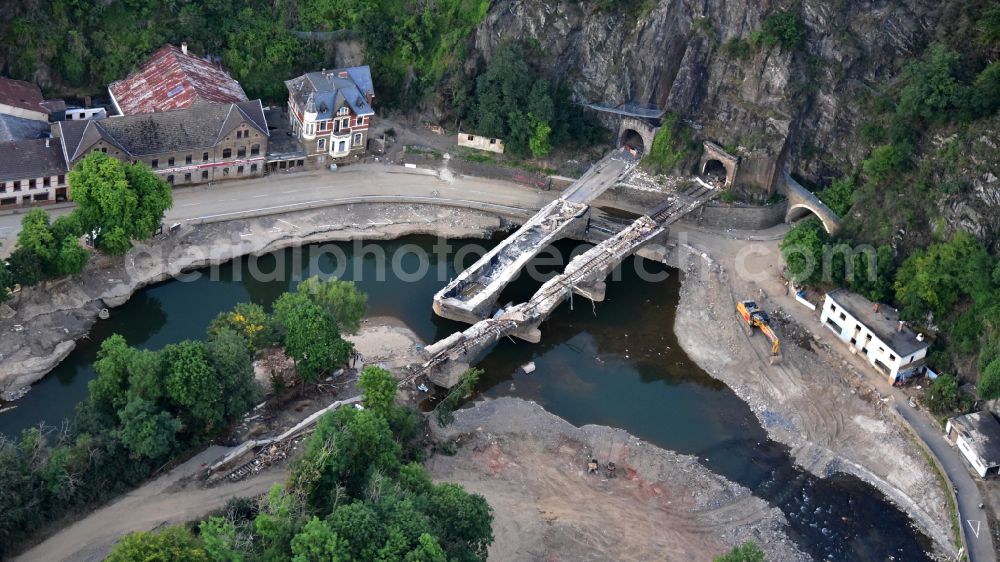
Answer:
715;541;765;562
978;361;1000;401
926;373;960;414
644;112;700;174
752;11;805;50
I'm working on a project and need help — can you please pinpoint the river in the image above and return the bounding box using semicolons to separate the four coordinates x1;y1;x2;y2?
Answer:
0;236;932;561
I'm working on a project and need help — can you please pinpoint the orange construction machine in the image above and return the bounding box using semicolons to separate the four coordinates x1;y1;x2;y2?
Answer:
736;300;781;362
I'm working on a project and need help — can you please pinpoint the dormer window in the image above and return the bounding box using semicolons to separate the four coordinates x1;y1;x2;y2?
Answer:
337;106;349;116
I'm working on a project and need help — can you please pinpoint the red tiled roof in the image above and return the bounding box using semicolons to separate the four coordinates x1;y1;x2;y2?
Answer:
108;45;248;115
0;77;49;115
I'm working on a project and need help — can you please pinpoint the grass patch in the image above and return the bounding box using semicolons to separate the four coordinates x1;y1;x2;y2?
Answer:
404;145;443;159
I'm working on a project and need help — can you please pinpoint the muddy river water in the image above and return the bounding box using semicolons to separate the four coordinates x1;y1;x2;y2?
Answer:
0;236;932;561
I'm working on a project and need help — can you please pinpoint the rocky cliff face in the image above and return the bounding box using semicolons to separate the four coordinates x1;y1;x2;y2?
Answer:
466;0;998;241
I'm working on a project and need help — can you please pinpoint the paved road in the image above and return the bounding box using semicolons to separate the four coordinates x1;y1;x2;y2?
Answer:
0;164;558;253
895;399;995;562
14;446;287;562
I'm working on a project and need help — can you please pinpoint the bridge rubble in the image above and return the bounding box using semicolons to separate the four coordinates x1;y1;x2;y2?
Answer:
415;179;718;388
433;152;634;324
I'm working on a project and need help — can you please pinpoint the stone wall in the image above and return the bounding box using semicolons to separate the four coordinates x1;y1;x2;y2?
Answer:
680;199;788;230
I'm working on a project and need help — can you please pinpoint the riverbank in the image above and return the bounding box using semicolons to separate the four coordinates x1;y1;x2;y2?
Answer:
428;396;808;562
0;201;520;394
670;229;955;559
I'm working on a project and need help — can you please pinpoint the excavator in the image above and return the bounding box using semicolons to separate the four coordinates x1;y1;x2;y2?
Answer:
736;300;781;364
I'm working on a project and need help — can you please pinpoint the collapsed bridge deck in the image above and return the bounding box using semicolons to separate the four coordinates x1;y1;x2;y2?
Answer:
416;179;718;388
433;152;635;324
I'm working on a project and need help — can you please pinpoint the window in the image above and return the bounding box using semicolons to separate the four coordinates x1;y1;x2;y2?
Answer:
202;152;209;162
279;161;287;169
341;117;349;129
43;177;50;187
296;159;304;167
839;312;846;321
237;146;246;158
0;182;5;192
184;173;191;182
28;179;36;189
168;157;175;166
333;120;340;133
467;135;474;141
236;130;243;139
306;123;314;135
830;304;837;312
288;160;295;168
237;165;244;175
222;148;232;159
355;117;362;126
338;106;348;115
490;138;497;144
185;155;192;164
201;170;209;180
223;167;230;176
338;140;346;152
151;159;159;168
250;163;258;173
251;144;260;156
889;354;896;362
58;175;65;185
13;181;21;191
100;147;107;153
67;114;74;120
167;175;174;184
353;132;362;146
318;138;326;151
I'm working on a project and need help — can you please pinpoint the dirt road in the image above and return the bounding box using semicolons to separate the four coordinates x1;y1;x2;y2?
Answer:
14;446;286;562
670;225;954;558
429;397;807;562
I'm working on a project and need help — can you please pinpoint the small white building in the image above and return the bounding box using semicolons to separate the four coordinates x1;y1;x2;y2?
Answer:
458;132;504;154
946;412;1000;478
64;107;107;121
820;289;929;382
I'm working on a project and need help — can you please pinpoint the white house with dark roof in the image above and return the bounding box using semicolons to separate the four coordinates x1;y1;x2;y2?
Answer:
284;66;374;165
946;412;1000;478
820;289;929;382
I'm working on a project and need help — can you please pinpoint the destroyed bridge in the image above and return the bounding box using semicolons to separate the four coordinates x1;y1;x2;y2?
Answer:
412;151;719;388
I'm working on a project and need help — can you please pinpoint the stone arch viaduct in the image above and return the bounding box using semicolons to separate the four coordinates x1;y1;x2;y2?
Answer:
781;173;842;234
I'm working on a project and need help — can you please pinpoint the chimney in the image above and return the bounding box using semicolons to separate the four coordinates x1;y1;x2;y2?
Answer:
897;320;904;333
181;42;188;56
917;333;925;342
45;137;50;148
338;71;348;78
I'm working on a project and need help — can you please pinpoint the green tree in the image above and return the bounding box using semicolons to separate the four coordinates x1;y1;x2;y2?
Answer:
16;209;88;278
117;397;180;460
90;334;137;416
198;516;245;562
106;525;209;562
7;246;45;287
404;533;448;562
162;340;225;434
978;361;1000;401
753;11;805;50
297;277;369;334
926;373;960;414
272;292;354;382
894;232;993;320
209;302;273;353
69;152;172;255
862;144;907;184
358;365;398;416
715;540;765;562
780;218;826;285
418;482;494;561
291;517;348;562
207;328;263;422
528;116;552;158
17;209;56;264
897;45;966;123
817;177;854;216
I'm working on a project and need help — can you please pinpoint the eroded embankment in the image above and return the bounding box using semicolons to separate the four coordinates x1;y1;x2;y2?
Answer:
427;396;808;562
0;202;520;393
670;241;954;559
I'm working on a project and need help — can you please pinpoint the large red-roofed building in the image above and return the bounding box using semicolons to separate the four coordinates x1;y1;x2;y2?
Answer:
108;43;248;116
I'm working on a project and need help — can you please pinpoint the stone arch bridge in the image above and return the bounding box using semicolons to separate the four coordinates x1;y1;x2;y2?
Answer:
781;173;842;234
